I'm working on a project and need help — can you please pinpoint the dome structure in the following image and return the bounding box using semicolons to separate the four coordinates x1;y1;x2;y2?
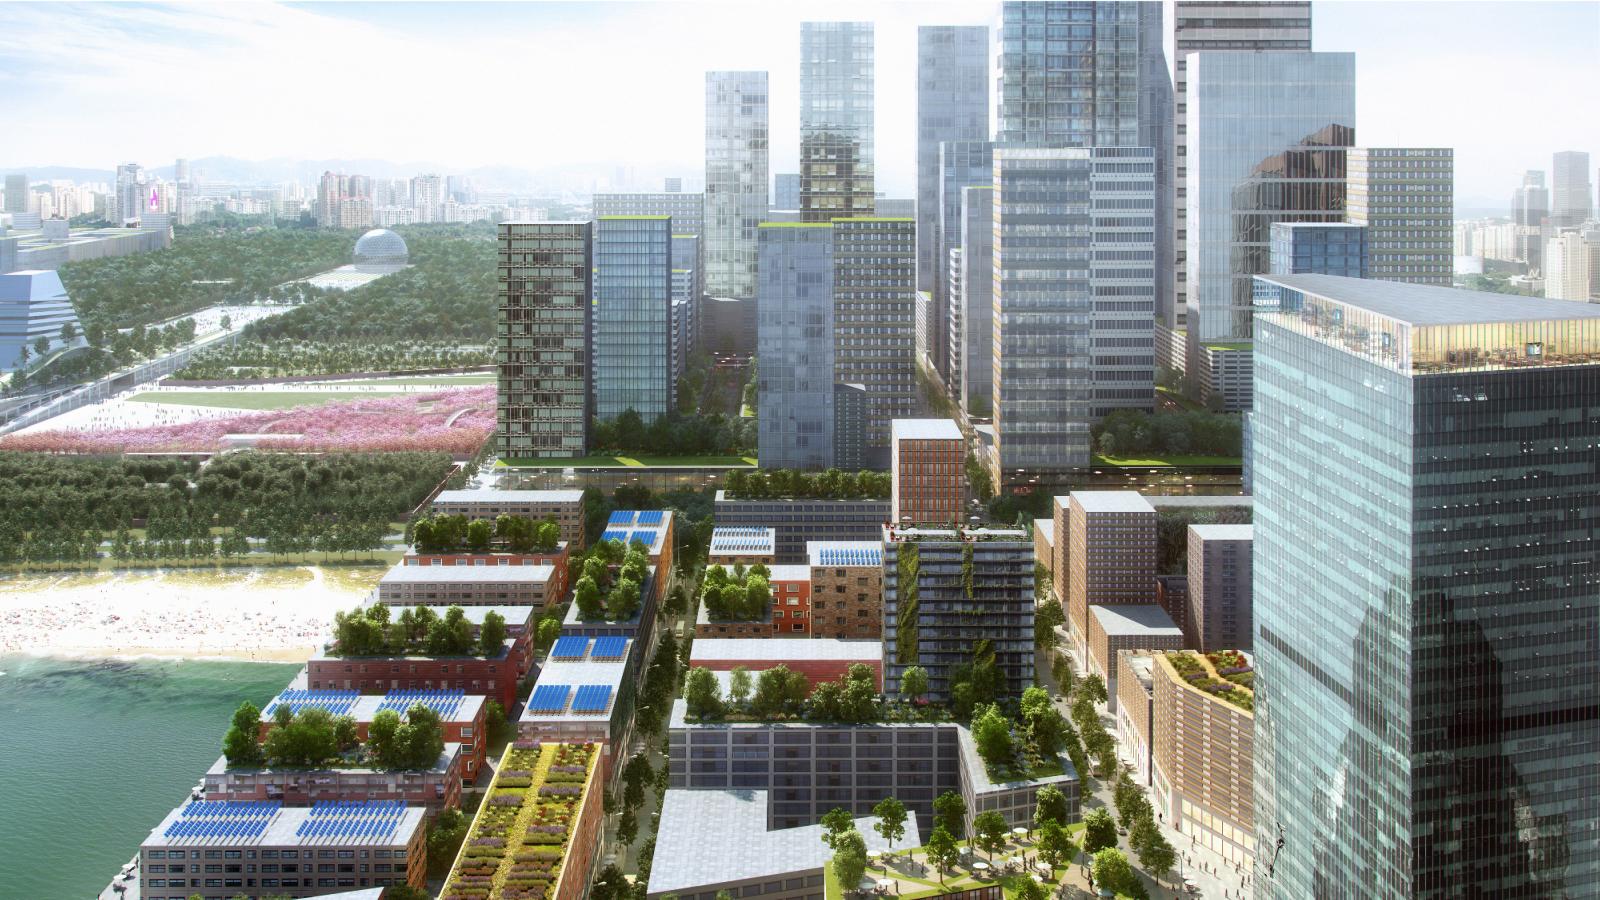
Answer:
352;229;409;268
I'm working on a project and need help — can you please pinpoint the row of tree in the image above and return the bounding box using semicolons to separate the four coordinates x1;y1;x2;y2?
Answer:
409;512;561;554
683;663;926;724
1092;408;1243;459
721;467;892;500
173;339;490;380
332;603;507;658
587;407;756;458
220;699;445;771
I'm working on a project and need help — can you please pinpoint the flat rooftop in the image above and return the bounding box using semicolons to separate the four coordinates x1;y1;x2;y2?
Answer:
647;789;916;895
1256;273;1600;326
1120;651;1156;691
710;526;776;556
1071;491;1156;514
433;488;584;504
807;541;883;567
262;689;484;724
600;509;673;553
518;638;632;724
142;800;424;849
891;418;963;441
379;562;554;584
1033;518;1054;547
690;638;882;664
207;743;461;777
1090;604;1182;637
1189;524;1254;541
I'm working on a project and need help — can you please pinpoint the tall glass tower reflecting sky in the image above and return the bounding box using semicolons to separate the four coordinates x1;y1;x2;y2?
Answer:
592;215;672;423
704;70;768;300
1251;273;1600;899
756;223;834;469
800;21;874;222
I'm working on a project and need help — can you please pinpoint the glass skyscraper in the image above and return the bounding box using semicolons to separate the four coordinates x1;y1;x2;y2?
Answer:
800;22;874;222
592;216;672;423
496;222;591;458
756;223;835;470
832;217;917;452
1267;222;1368;278
936;140;994;392
1251;273;1600;899
704;71;768;300
953;185;994;418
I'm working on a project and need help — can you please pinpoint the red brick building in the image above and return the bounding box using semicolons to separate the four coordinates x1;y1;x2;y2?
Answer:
259;689;491;783
890;419;965;526
307;633;533;714
402;545;572;602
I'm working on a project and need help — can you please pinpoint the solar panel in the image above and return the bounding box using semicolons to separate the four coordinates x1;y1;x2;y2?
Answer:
528;683;572;714
571;684;613;714
264;689;360;718
608;510;633;525
601;529;629;544
628;530;656;548
590;636;626;659
377;689;466;720
636;510;663;525
551;635;589;659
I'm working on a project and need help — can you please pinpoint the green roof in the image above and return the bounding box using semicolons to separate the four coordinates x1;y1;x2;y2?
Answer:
671;233;697;238
1203;340;1253;352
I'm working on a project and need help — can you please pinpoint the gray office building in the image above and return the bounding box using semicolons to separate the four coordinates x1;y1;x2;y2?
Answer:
757;223;835;470
1268;223;1368;278
833;217;916;453
592;216;673;422
3;173;27;214
916;26;988;311
1551;150;1593;228
952;185;994;418
772;173;800;212
1251;273;1600;898
705;71;769;300
497;222;592;458
1346;148;1453;285
1511;170;1548;227
991;147;1156;474
935;140;994;391
800;21;875;222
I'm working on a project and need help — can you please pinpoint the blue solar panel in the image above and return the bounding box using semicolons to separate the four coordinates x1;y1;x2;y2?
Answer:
590;636;626;659
264;689;360;718
636;510;663;525
528;683;572;713
608;510;633;525
601;529;629;544
551;635;589;659
377;689;466;720
819;547;881;567
571;684;613;714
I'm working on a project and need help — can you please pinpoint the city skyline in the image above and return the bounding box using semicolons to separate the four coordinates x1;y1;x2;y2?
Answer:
0;2;1595;208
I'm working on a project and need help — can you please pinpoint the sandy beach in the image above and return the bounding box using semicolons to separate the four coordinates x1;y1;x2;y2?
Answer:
0;565;381;663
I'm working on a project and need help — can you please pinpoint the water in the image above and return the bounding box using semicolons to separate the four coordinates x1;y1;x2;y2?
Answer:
0;655;300;900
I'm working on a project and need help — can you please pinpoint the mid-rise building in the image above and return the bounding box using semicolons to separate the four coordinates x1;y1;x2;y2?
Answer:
807;540;884;640
834;217;916;452
688;637;881;688
1268;222;1368;278
0;269;82;372
882;526;1033;701
429;488;586;547
1550;150;1593;228
1544;231;1592;301
2;173;26;214
1185;524;1252;652
203;743;465;812
890;418;964;526
916;26;988;377
1065;491;1157;656
799;21;875;221
307;635;529;716
714;492;891;563
1250;272;1600;897
1115;649;1156;785
1152;651;1255;867
518;636;638;785
376;563;554;609
593;215;673;422
1087;604;1183;712
671;231;702;374
259;688;489;784
952;184;994;417
1183;51;1355;410
991;147;1157;474
1345;147;1453;285
497;222;592;458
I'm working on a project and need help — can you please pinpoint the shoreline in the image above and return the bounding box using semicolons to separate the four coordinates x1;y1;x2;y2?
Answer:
0;646;317;666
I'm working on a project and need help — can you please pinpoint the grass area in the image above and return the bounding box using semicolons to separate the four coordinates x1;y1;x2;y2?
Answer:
129;390;404;410
498;454;756;468
985;758;1066;784
322;374;495;386
1154;385;1204;412
823;825;1089;900
1094;454;1242;468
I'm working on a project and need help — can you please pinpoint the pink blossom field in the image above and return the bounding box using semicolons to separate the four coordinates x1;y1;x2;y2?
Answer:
0;386;495;455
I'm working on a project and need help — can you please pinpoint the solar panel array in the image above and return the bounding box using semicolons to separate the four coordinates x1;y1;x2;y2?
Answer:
608;510;633;525
715;526;768;537
164;801;281;840
375;689;466;720
590;636;627;659
818;547;882;567
571;684;613;714
711;538;771;554
264;689;360;718
528;683;572;714
601;529;630;544
551;635;590;659
627;529;659;549
295;800;405;841
636;510;664;525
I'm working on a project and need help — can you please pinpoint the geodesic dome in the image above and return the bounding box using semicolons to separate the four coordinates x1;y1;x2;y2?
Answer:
352;228;408;267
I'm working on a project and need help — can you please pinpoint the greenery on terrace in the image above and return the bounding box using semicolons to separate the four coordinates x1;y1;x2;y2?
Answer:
572;538;650;622
172;339;492;380
682;663;950;726
440;742;598;900
1091;409;1242;463
698;561;773;620
721;466;892;500
968;688;1072;783
220;699;447;771
589;406;756;458
1165;650;1255;712
331;603;508;658
408;512;562;554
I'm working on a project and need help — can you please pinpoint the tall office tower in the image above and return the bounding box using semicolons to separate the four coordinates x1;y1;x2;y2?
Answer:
592;192;702;236
833;217;916;452
663;177;683;193
1268;223;1368;278
756;223;835;470
772;173;800;211
174;159;190;186
410;174;444;223
1550;150;1592;228
1346;148;1453;285
115;163;143;223
670;232;703;366
704;71;769;300
799;21;874;222
916;26;988;306
3;174;26;214
1183;51;1354;411
991;147;1157;474
1543;232;1591;301
1511;169;1548;226
1250;273;1600;899
1171;2;1312;344
496;222;592;459
951;185;994;417
592;216;673;423
934;140;994;389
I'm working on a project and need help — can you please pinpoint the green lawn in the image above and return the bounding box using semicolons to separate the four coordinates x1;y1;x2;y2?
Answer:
498;455;756;468
129;390;404;410
1094;454;1242;468
327;374;495;386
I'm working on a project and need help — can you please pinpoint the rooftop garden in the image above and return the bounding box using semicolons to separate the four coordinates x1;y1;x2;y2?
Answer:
410;512;562;555
1091;408;1242;465
220;698;446;771
722;467;890;501
698;561;772;621
571;538;649;622
1165;650;1254;713
682;663;951;726
969;687;1071;783
440;741;598;900
331;603;508;658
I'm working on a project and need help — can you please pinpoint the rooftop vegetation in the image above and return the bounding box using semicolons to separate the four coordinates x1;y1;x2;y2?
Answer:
698;562;772;621
572;538;649;622
682;663;949;726
220;699;446;771
332;603;507;658
721;467;891;501
409;513;562;555
1165;650;1254;713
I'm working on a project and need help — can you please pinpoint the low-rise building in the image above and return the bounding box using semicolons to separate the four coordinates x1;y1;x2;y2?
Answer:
401;545;571;602
259;688;489;784
708;526;777;567
202;744;464;812
715;490;892;563
694;564;813;638
646;789;918;900
138;800;427;899
807;541;883;640
1086;604;1184;713
1115;650;1156;786
1151;650;1256;867
600;509;676;598
429;488;586;548
890;418;966;526
688;637;883;689
306;634;529;717
518;635;636;786
376;562;555;608
956;726;1080;833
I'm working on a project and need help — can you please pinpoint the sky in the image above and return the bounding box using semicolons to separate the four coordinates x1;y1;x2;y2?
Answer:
0;0;1596;207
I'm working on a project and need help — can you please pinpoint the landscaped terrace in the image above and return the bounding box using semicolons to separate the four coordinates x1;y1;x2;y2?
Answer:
1164;650;1255;713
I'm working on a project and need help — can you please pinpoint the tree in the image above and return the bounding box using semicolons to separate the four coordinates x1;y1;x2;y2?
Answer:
1131;816;1176;881
1035;784;1070;829
537;616;561;650
1014;877;1050;900
973;811;1009;860
683;666;722;719
831;829;868;892
1021;685;1067;756
820;807;855;850
616;808;639;846
478;610;507;656
871;796;907;848
222;701;263;767
1052;653;1077;698
926;824;959;884
219;314;232;332
591;863;631;900
899;665;928;704
1035;596;1064;650
485;699;508;739
971;703;1014;767
622;753;653;810
1036;820;1075;871
574;575;604;620
1082;808;1118;855
728;666;753;709
1091;848;1137;896
751;665;808;718
1078;672;1108;705
332;715;358;752
1113;769;1151;829
933;790;967;839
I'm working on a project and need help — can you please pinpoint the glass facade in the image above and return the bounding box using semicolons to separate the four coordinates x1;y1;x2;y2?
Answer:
1267;223;1368;278
954;185;994;417
592;216;672;423
1252;281;1600;898
704;71;768;300
756;224;835;470
1346;148;1453;285
936;140;995;391
800;22;874;222
496;222;591;458
833;218;917;451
